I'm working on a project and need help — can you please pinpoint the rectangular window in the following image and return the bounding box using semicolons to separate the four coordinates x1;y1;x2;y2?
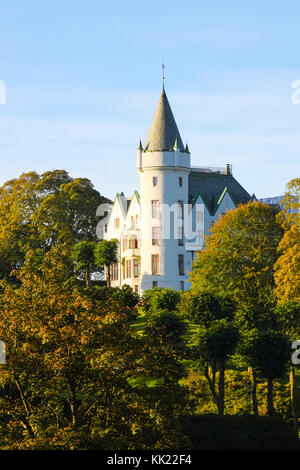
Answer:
131;215;134;225
152;227;160;245
134;258;139;278
152;254;159;275
180;280;185;291
178;254;184;275
123;238;127;251
104;224;107;233
152;281;158;288
178;227;183;246
136;214;138;224
152;200;159;218
126;259;131;278
178;200;183;219
134;285;138;293
114;218;120;228
179;177;182;187
153;176;157;186
111;263;118;281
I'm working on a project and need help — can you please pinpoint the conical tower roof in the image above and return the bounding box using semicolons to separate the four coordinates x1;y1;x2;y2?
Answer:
144;86;184;152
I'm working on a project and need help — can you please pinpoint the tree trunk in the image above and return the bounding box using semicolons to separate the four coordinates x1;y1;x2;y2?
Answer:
290;365;298;434
218;361;225;416
85;267;90;288
267;377;274;418
248;367;259;416
203;366;219;413
106;265;111;288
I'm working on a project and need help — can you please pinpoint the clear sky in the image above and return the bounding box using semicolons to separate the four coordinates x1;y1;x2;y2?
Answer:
0;0;299;200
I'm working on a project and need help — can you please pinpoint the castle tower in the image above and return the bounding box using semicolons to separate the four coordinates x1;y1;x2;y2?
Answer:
137;83;191;291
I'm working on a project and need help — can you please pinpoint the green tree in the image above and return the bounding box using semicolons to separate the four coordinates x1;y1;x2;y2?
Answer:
239;329;290;418
191;320;239;416
180;291;239;415
140;287;181;319
71;241;100;288
0;170;110;280
94;240;118;287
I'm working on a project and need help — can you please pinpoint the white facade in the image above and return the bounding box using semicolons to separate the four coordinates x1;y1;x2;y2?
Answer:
103;84;253;294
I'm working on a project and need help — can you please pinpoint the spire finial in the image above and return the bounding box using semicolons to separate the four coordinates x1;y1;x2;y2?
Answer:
162;60;165;91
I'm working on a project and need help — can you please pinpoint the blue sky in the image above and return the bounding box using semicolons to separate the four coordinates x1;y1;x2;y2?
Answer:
0;0;299;200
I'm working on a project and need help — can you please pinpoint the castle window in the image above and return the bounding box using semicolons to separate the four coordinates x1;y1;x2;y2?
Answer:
152;227;160;245
178;227;183;246
178;254;184;275
128;236;138;249
111;263;118;281
114;218;120;228
178;200;183;219
126;259;131;278
153;176;157;186
152;200;160;218
134;259;139;278
179;177;182;187
152;254;159;275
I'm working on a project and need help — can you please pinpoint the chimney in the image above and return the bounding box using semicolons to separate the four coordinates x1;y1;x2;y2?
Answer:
225;164;232;175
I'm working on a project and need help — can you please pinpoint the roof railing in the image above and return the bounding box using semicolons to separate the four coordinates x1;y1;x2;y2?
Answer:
191;164;232;175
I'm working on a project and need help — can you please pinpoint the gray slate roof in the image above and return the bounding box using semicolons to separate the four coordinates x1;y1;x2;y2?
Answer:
189;171;252;215
144;87;184;152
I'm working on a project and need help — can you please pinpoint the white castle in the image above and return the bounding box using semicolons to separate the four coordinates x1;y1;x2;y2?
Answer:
103;81;254;294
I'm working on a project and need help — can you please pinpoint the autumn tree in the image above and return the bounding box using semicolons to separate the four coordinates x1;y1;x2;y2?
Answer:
274;300;300;431
274;178;300;303
190;202;283;313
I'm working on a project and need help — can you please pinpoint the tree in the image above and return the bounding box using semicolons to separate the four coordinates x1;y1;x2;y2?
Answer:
190;202;283;313
274;221;300;303
278;178;300;227
0;170;110;280
239;329;290;418
140;287;182;319
71;241;100;288
180;291;239;415
274;179;300;303
144;312;188;355
192;320;239;415
179;291;236;327
94;240;118;287
275;300;300;432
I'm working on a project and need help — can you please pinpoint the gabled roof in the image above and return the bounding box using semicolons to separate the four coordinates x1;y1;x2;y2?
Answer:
144;86;184;152
189;171;252;215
